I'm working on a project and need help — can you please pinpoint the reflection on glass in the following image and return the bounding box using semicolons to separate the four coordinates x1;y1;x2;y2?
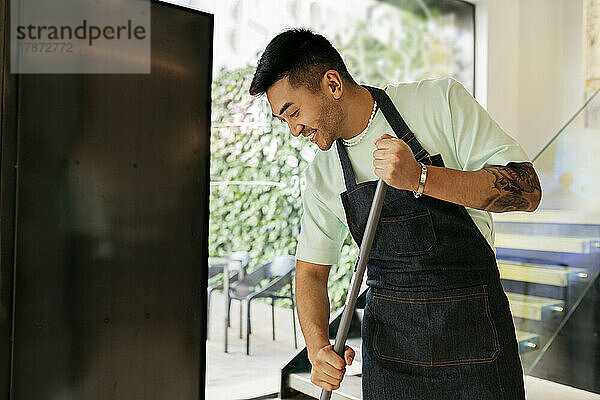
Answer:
534;89;600;214
494;89;600;392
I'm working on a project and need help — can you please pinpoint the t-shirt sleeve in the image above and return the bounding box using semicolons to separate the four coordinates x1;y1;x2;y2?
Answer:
447;78;531;171
295;182;348;266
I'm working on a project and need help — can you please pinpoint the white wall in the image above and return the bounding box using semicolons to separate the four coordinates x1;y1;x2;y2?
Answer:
476;0;584;159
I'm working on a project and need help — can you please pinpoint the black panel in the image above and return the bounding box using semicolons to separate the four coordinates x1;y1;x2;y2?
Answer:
1;0;18;397
2;1;212;399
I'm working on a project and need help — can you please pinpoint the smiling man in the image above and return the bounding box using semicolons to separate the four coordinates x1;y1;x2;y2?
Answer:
249;28;540;400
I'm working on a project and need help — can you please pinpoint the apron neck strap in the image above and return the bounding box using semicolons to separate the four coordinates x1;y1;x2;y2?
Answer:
363;84;432;163
335;84;433;191
336;139;359;190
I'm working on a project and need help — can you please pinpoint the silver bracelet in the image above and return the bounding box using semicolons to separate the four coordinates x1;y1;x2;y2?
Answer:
413;162;427;198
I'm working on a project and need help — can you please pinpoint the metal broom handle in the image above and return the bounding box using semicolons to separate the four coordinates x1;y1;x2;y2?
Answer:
319;178;387;400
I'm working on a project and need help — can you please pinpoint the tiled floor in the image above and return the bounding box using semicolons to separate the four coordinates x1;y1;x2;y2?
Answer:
525;376;600;400
264;377;600;400
205;292;305;400
205;293;600;400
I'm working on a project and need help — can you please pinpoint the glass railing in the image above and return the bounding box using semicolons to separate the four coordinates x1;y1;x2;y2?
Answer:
532;88;600;213
493;89;600;393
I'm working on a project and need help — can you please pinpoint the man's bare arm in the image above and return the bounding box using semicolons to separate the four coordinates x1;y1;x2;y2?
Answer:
373;136;541;213
480;162;542;212
295;259;355;391
422;161;542;213
295;259;331;361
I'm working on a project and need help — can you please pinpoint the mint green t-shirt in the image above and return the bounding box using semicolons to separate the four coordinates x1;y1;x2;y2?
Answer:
294;77;531;266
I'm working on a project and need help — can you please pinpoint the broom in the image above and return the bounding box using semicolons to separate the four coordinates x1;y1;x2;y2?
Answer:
319;178;387;400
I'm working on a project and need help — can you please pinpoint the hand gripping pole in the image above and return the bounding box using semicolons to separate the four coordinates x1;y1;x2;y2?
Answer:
319;179;387;400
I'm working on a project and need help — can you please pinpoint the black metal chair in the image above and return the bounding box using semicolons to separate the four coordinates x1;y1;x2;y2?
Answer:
228;255;297;355
206;251;250;339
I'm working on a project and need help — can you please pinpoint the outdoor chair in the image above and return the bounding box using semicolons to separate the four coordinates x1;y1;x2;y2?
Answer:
206;251;250;338
227;255;297;355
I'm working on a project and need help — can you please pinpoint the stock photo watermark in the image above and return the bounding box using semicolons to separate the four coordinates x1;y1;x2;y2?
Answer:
11;0;151;73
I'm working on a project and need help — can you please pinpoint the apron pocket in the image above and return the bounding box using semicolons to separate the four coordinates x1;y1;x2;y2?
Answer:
370;209;436;260
372;289;431;365
372;285;499;366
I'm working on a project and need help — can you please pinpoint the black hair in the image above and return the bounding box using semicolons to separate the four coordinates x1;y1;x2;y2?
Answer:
249;28;357;97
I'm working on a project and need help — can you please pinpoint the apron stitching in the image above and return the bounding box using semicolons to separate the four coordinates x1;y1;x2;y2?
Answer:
486;285;506;398
373;295;487;304
417;153;430;163
344;181;377;196
380;212;429;223
376;354;499;366
372;289;381;358
423;292;433;366
373;292;487;302
483;286;501;357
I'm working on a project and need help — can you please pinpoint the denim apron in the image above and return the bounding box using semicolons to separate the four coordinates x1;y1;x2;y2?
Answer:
335;85;526;399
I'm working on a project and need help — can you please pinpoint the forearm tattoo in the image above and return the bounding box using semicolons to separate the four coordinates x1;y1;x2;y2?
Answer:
482;162;541;212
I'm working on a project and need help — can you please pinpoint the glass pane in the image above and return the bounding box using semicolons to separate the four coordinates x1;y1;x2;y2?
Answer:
533;89;600;214
493;89;600;392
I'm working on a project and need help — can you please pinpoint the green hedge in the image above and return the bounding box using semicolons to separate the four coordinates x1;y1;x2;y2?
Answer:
209;65;358;312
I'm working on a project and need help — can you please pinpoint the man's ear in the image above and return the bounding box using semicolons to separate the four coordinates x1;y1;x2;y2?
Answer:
321;70;343;100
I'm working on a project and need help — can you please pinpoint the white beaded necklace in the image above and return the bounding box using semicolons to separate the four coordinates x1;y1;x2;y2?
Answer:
341;99;378;147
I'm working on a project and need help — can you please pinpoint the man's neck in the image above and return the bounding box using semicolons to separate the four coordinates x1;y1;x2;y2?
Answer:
339;85;383;141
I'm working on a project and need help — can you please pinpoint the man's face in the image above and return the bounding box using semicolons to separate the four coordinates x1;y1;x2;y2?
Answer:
266;77;345;151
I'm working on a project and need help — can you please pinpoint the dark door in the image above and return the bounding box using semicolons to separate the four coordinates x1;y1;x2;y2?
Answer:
0;1;212;398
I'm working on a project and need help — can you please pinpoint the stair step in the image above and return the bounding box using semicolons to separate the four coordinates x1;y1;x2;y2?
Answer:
516;330;540;353
498;260;588;286
288;372;362;400
506;292;565;320
493;209;599;224
495;233;598;253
